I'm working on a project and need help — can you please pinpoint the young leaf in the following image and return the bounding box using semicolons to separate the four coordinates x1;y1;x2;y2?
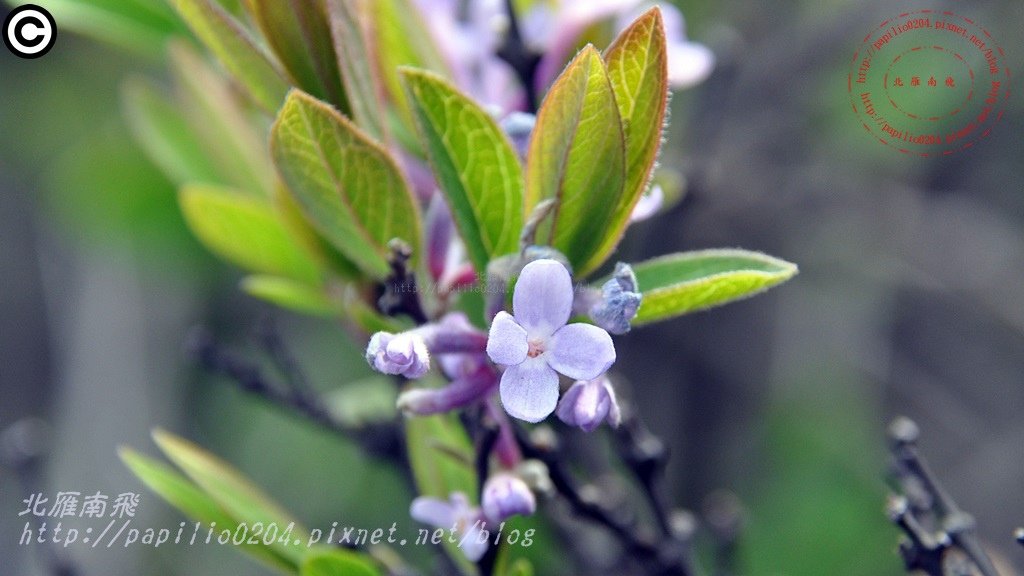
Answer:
630;249;799;324
179;184;321;285
122;78;221;185
169;0;290;112
272;184;361;280
241;275;340;316
590;7;669;268
119;447;297;573
525;46;626;277
170;42;276;197
243;0;348;112
152;429;310;564
302;548;382;576
402;68;524;273
326;0;387;140
271;90;421;279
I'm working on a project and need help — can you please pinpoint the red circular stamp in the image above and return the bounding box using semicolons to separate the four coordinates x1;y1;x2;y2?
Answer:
848;10;1011;156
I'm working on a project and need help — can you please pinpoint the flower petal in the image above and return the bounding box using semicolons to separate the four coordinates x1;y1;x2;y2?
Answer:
499;356;560;422
460;521;489;561
410;497;455;528
487;311;529;366
668;40;715;88
513;259;574;337
547;323;616;381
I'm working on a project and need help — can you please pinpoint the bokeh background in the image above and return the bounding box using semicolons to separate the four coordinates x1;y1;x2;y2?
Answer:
2;0;1022;575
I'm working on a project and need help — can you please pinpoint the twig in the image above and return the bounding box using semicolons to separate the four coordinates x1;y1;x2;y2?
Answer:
378;240;430;325
186;327;403;462
496;0;542;112
1;419;81;576
886;416;1000;576
512;422;697;576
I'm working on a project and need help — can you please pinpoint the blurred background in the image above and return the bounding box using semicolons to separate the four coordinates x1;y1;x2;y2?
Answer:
1;0;1022;575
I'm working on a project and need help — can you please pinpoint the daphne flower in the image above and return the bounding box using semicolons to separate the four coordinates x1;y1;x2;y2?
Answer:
487;259;616;422
556;375;622;432
410;492;488;561
481;472;536;523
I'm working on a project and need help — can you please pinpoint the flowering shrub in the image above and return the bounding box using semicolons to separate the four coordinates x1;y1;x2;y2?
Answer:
113;0;799;574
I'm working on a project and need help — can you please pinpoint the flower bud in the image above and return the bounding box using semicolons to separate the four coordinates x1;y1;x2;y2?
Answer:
482;472;536;523
556;376;622;432
590;263;642;335
365;331;430;378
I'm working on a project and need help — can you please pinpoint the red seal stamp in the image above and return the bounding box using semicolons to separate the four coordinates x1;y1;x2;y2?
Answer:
848;10;1011;156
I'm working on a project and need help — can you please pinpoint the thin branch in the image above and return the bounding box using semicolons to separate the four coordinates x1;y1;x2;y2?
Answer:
186;327;403;462
886;416;1000;576
512;422;697;576
496;0;542;112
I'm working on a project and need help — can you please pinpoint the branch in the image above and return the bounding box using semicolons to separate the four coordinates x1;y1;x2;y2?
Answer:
512;422;697;576
186;326;403;462
496;0;542;112
886;416;1000;576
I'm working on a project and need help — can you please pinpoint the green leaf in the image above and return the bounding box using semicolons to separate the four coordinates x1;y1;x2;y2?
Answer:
169;0;290;112
272;184;362;280
170;41;276;197
244;0;347;111
369;0;449;129
589;7;669;268
630;250;798;324
525;46;626;277
119;447;297;573
180;184;321;284
326;0;387;140
405;408;478;575
241;275;339;316
122;78;221;185
41;0;184;56
402;68;524;273
271;90;421;279
152;429;310;564
405;409;476;501
301;547;382;576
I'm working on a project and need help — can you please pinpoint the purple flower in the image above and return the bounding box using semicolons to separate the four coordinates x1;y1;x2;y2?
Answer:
410;492;488;561
487;259;616;422
629;184;664;222
365;332;430;378
556;375;622;432
481;472;536;523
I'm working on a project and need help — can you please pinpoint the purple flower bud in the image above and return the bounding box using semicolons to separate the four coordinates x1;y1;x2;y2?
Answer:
590;263;642;335
556;375;622;432
499;112;535;158
482;473;536;523
365;332;430;379
629;184;664;222
397;362;498;416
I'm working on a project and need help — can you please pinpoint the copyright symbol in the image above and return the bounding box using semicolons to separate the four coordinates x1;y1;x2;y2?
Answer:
4;4;56;59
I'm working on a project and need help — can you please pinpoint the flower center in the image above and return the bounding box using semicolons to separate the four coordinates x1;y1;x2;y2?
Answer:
527;338;545;358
